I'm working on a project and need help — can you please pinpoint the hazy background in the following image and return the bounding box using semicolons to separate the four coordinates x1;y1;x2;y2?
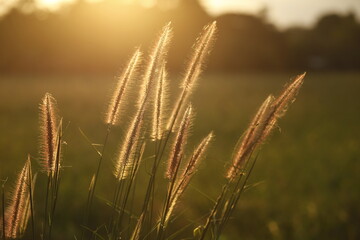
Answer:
0;0;360;73
0;0;359;239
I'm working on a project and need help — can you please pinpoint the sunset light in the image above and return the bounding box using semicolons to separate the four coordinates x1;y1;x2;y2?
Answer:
37;0;74;10
0;0;359;239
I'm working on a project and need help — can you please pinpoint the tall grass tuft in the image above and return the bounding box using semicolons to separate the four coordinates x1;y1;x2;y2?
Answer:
152;64;168;141
165;105;193;180
39;93;58;174
39;93;63;240
165;132;214;224
138;22;172;110
167;21;217;131
2;159;32;239
226;95;275;180
200;73;306;240
105;48;142;126
1;22;306;240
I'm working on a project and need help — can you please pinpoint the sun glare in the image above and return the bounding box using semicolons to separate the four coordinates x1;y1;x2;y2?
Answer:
201;0;262;16
37;0;74;10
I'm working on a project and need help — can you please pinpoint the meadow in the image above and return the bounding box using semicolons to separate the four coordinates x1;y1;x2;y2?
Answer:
0;71;359;239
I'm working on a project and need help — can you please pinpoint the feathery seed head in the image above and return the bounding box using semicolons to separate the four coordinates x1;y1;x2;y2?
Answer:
151;63;168;141
114;108;144;180
164;132;214;223
226;95;275;180
19;157;36;237
261;72;306;142
227;73;305;180
4;160;31;238
182;21;217;91
165;105;193;180
166;21;217;131
39;93;58;174
105;48;142;125
183;132;214;177
138;23;172;108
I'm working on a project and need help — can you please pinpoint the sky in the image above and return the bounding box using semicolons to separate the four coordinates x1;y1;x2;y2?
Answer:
1;0;360;28
200;0;360;28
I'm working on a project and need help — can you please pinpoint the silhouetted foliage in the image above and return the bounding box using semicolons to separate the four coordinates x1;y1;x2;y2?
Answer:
0;0;359;73
285;13;360;70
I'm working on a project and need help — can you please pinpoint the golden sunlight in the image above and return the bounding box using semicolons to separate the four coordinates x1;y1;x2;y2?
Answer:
37;0;74;10
201;0;262;15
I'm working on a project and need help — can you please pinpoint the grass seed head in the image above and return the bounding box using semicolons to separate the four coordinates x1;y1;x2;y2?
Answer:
105;48;142;125
4;160;31;239
165;105;193;180
167;21;217;131
39;93;58;174
138;22;172;109
151;63;168;141
114;109;144;180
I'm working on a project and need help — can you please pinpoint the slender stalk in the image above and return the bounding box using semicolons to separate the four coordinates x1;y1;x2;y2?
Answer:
109;178;125;239
1;179;7;240
42;175;51;240
82;125;111;239
48;120;63;240
48;173;62;240
157;155;183;240
27;157;35;240
116;155;141;234
136;110;181;240
90;126;111;210
81;174;94;239
216;155;258;239
199;184;229;240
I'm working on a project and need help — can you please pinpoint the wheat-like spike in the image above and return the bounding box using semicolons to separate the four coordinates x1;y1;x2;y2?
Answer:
181;132;214;179
39;93;58;174
152;63;168;140
138;22;172;109
165;132;214;223
112;22;172;185
19;168;36;237
226;95;275;180
4;160;31;239
226;73;306;180
166;21;217;131
261;72;306;141
165;105;193;180
113;108;144;180
105;48;142;125
182;21;217;91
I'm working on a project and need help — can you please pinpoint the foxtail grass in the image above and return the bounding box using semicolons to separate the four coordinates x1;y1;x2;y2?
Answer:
167;21;217;132
200;73;306;240
2;159;32;239
39;93;58;175
105;48;142;126
39;93;63;240
2;22;306;240
82;48;143;239
152;63;168;141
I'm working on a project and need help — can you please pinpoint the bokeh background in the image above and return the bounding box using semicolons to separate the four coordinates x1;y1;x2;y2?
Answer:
0;0;359;239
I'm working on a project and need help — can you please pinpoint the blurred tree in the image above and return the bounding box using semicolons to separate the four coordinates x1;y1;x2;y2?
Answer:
210;13;286;71
0;1;359;73
285;12;360;70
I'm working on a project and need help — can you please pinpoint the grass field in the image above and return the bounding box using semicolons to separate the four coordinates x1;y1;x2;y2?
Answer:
0;72;359;239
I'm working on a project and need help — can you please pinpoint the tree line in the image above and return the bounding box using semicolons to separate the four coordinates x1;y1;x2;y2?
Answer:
0;0;359;73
